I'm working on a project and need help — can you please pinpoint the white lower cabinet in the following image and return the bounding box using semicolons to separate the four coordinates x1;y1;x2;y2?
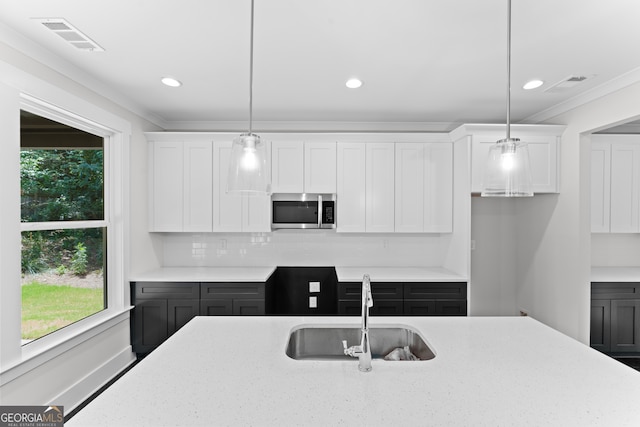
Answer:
395;143;453;233
591;135;640;233
148;140;213;232
213;141;270;232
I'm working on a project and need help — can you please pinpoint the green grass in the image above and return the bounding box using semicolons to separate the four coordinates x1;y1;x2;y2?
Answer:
21;282;105;340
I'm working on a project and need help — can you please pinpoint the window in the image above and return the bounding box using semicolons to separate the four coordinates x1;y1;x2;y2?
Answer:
20;110;107;344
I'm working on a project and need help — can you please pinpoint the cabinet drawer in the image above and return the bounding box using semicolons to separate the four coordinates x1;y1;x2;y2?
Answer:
234;299;265;315
591;282;640;300
167;299;200;334
134;282;200;300
404;300;436;316
338;282;403;300
338;300;361;316
435;300;468;316
371;300;404;316
201;299;233;316
338;299;403;316
201;282;265;299
404;282;467;300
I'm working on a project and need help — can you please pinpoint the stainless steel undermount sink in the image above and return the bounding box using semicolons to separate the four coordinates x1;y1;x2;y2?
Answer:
285;325;436;361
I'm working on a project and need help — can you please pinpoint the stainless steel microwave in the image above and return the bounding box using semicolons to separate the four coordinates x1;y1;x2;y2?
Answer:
271;193;336;229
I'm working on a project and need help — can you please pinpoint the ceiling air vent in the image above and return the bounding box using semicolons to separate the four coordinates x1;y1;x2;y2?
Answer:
32;18;104;52
544;75;594;93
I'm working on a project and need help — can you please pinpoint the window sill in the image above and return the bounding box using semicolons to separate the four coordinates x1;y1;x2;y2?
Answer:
1;307;133;385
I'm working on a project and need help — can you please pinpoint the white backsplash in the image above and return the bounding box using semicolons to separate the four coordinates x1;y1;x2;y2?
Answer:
162;231;451;267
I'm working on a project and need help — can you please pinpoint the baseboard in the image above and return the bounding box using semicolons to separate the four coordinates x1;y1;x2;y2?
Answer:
52;346;136;414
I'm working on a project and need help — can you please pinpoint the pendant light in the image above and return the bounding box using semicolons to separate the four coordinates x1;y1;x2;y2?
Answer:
481;0;533;197
227;0;270;194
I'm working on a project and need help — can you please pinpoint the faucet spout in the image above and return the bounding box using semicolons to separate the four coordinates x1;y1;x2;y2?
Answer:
343;274;374;372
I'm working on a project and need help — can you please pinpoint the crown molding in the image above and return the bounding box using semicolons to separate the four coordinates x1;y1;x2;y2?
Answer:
524;66;640;124
0;21;168;129
162;120;460;133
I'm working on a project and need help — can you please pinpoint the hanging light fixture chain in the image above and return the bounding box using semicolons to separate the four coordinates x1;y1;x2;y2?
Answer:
506;0;511;140
248;0;255;134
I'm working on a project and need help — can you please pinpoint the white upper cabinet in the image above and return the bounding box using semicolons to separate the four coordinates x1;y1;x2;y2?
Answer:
395;143;423;232
213;140;270;232
337;139;453;234
147;133;455;235
591;141;611;233
271;141;336;193
184;142;214;232
271;141;303;193
148;139;212;232
212;141;243;231
366;143;395;232
336;143;366;232
451;124;566;194
304;142;337;193
395;143;453;233
591;135;640;233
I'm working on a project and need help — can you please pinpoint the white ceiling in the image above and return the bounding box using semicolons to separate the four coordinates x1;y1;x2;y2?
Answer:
1;0;640;131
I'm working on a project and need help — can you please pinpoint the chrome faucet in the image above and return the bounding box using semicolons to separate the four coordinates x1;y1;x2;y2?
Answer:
342;274;374;372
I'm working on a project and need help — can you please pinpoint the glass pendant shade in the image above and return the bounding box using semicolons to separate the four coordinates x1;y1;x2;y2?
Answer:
227;133;270;194
481;137;534;197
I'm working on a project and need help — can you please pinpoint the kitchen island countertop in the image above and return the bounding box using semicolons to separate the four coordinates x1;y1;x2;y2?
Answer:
67;316;640;426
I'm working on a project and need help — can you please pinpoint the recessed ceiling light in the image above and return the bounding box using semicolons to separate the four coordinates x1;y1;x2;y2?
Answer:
161;77;182;87
346;78;363;89
523;79;544;90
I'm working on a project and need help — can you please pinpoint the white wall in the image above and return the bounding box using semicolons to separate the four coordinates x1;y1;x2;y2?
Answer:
469;198;518;316
515;81;640;343
162;232;455;268
591;234;640;267
0;39;161;412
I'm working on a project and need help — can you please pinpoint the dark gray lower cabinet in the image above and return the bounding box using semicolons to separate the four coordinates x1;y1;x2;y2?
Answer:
591;282;640;355
132;281;265;354
201;282;265;315
338;282;467;316
131;282;200;354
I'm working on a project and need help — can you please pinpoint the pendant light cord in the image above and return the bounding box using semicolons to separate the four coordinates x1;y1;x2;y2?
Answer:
506;0;511;140
248;0;255;135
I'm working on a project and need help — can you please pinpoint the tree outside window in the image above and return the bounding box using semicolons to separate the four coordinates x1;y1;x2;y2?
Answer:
20;110;107;343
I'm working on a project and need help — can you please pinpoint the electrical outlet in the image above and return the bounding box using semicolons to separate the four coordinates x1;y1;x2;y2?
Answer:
309;281;320;293
309;296;317;308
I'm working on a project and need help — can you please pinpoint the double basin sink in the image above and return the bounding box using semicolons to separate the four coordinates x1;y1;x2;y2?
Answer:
286;325;435;361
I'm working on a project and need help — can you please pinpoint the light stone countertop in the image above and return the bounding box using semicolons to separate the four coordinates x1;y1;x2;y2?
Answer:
591;266;640;282
130;266;466;283
335;266;466;282
129;266;277;282
67;316;640;427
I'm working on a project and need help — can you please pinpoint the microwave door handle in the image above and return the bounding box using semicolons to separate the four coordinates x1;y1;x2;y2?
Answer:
317;195;322;228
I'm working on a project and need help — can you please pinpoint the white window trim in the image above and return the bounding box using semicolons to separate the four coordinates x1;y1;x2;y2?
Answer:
0;69;131;381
